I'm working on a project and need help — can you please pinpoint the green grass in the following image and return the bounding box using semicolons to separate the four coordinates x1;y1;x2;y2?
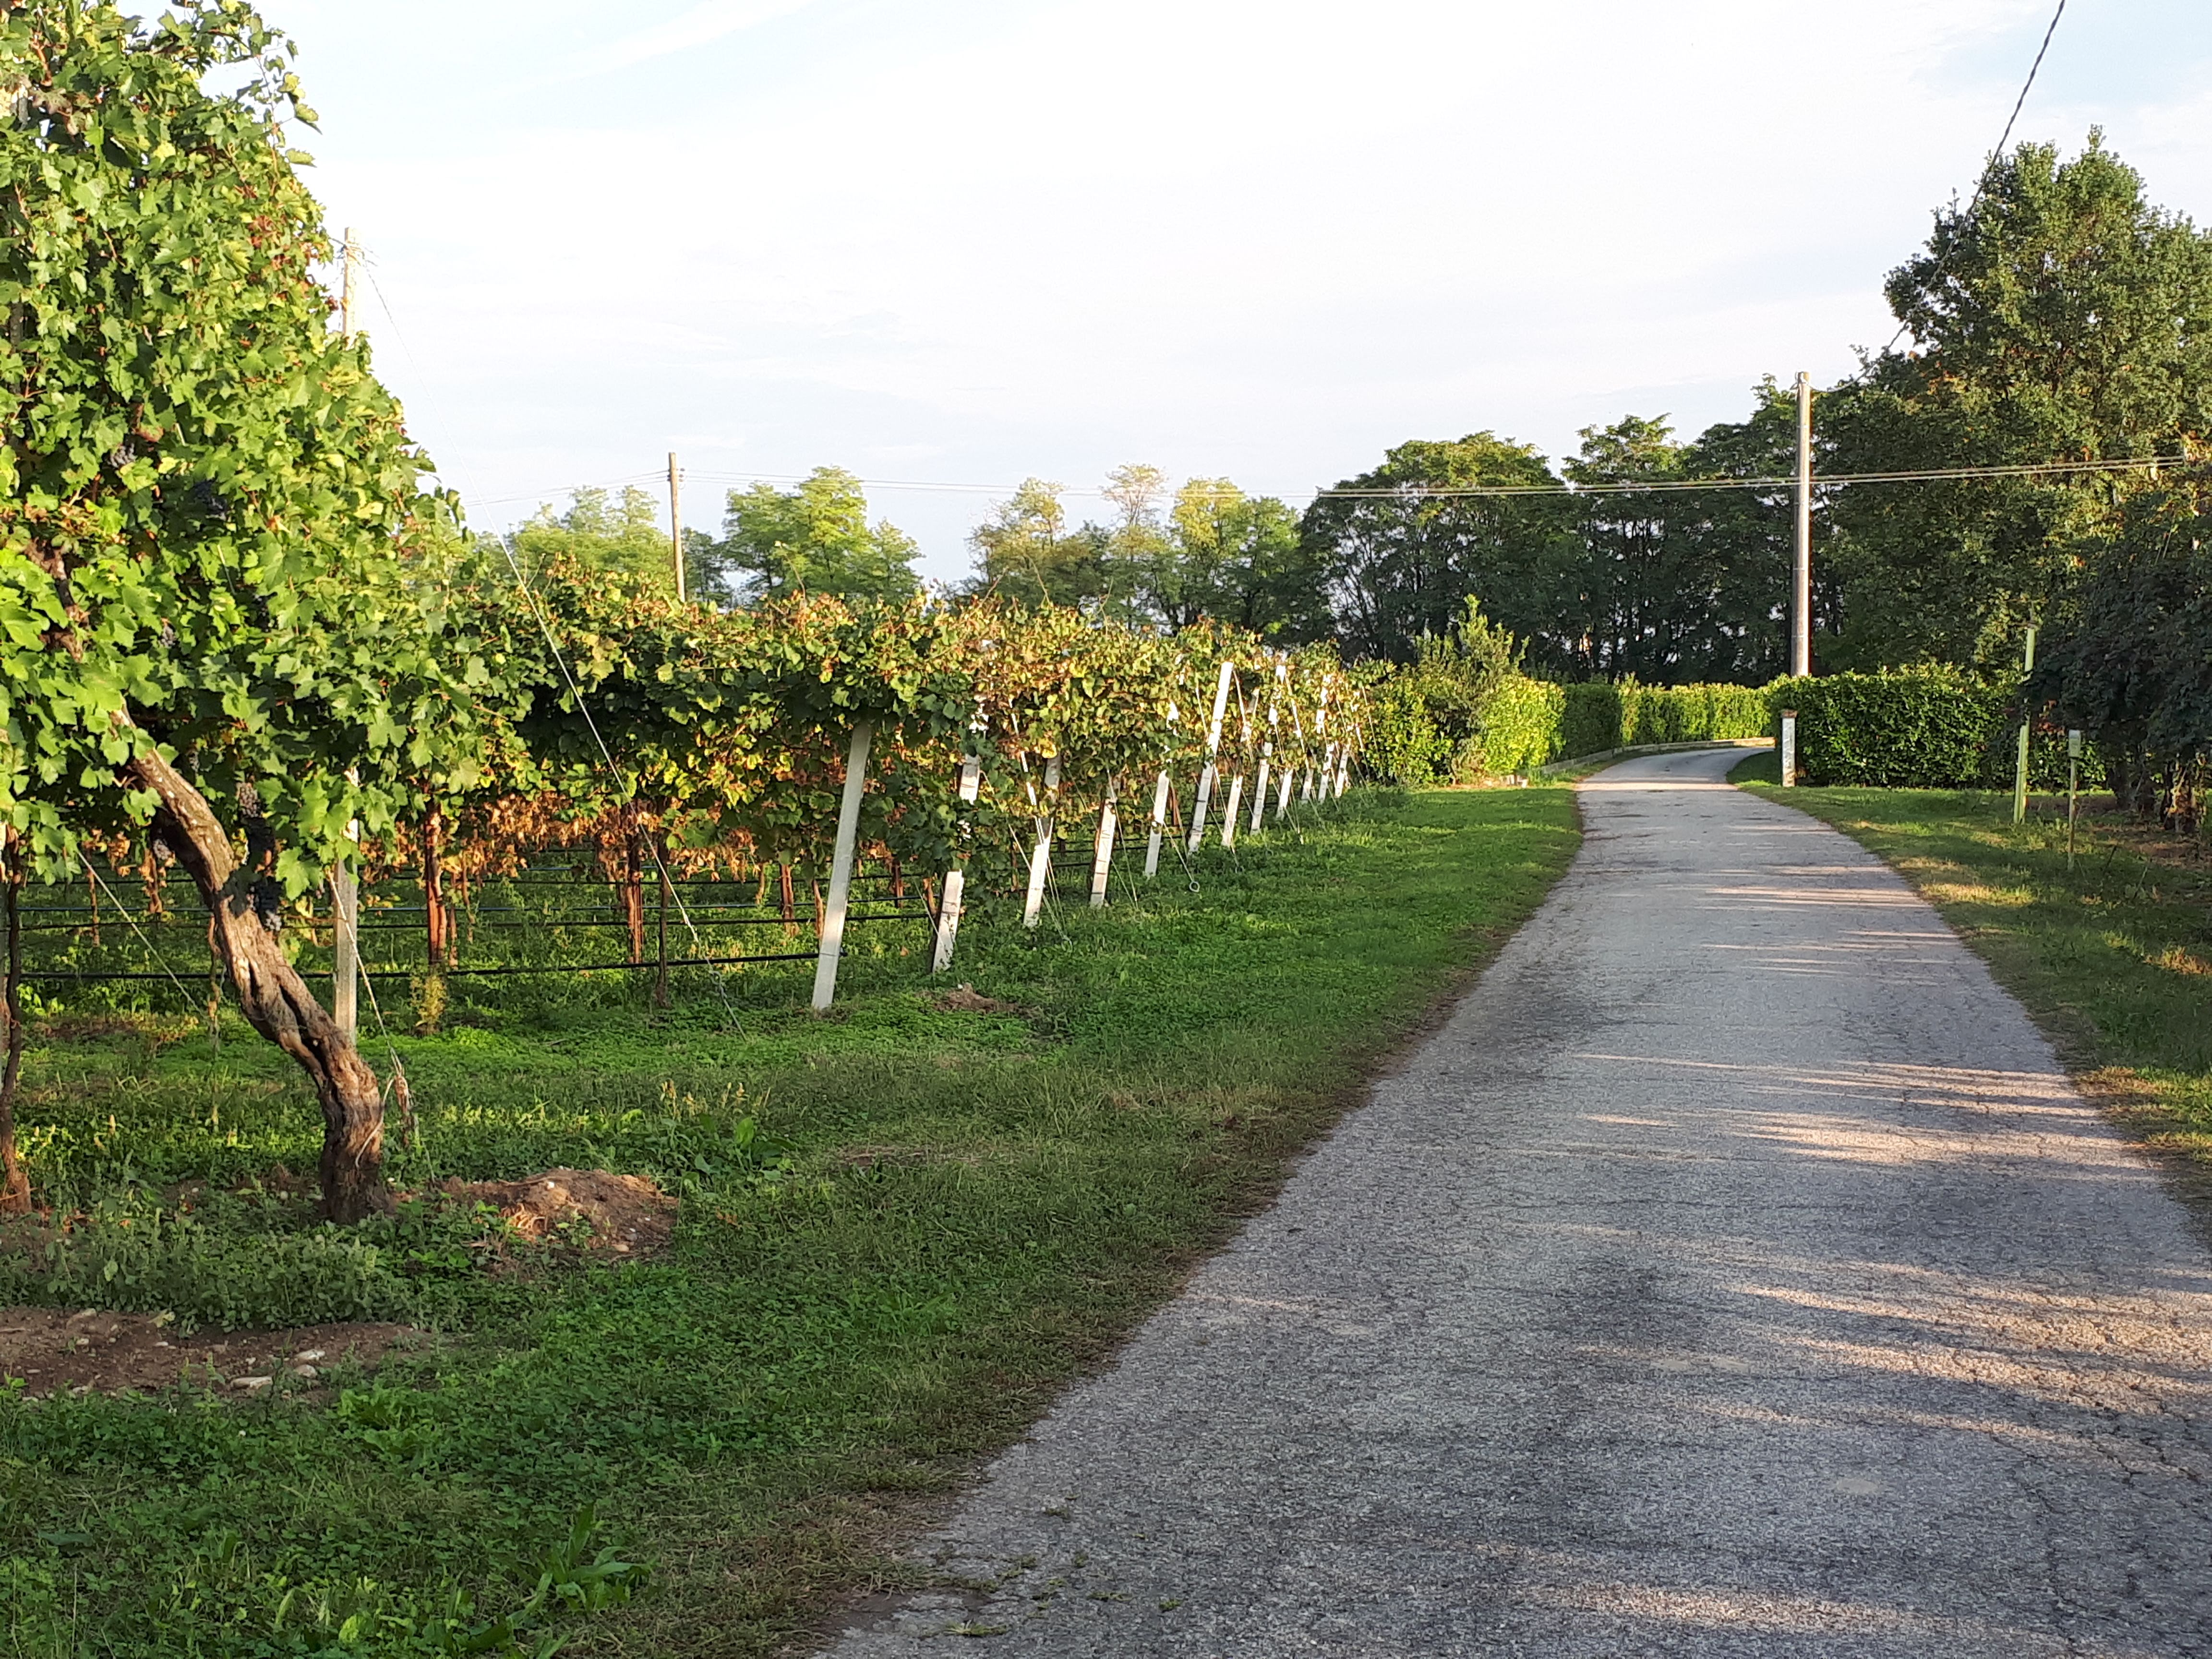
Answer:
1732;749;2212;1153
1;785;1578;1658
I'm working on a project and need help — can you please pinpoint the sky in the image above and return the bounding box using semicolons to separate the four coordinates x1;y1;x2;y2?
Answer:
267;0;2212;585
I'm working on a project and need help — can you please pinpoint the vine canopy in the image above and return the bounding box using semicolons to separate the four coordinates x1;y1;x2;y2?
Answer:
0;0;481;887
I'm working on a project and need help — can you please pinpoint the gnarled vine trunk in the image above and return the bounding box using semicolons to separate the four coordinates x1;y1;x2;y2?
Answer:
127;745;390;1222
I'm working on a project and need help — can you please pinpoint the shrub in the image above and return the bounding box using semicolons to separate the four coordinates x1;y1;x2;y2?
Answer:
1464;676;1566;778
1776;668;2096;789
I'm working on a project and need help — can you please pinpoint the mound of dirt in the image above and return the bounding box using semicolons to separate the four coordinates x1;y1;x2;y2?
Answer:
931;983;1021;1015
430;1168;676;1258
0;1307;421;1398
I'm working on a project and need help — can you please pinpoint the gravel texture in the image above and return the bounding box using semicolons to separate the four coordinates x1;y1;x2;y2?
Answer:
821;750;2212;1657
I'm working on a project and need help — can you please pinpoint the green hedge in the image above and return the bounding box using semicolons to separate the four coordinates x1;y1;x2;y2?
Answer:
1368;669;1774;785
1777;668;2101;789
1559;680;1773;758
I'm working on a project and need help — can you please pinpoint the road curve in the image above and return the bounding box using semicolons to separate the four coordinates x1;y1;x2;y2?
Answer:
821;748;2212;1657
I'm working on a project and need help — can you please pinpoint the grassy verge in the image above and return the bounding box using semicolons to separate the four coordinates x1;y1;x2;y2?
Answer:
1731;750;2212;1154
1;785;1577;1658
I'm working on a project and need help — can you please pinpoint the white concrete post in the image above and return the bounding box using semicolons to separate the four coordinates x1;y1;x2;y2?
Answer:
1221;775;1244;848
332;766;361;1041
810;720;874;1012
1022;754;1061;928
1187;662;1234;854
1303;682;1332;801
1250;747;1271;834
1089;777;1118;907
1143;769;1172;878
331;859;359;1041
931;749;984;973
1779;709;1797;789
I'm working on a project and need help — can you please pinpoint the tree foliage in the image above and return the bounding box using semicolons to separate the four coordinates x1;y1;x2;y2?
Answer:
708;467;919;605
0;0;493;1216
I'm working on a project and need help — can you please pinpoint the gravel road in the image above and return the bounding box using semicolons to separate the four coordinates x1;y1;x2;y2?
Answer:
821;748;2212;1657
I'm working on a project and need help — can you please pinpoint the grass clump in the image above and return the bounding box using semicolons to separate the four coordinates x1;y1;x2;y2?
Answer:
0;785;1577;1657
1733;750;2212;1152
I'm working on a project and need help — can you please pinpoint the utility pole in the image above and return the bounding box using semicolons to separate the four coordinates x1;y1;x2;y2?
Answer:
1792;370;1813;679
2013;626;2038;825
332;229;363;1042
668;452;685;602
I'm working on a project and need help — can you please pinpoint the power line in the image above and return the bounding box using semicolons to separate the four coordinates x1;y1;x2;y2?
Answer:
476;451;2194;516
1886;0;2067;354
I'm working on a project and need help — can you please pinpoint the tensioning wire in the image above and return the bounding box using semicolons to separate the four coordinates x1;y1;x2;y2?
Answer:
326;246;748;1027
491;447;2189;525
489;531;749;1031
77;854;199;1015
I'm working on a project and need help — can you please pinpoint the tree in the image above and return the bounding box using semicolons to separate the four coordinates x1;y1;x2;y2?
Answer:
1825;134;2212;668
1150;478;1331;639
968;478;1112;607
707;467;919;605
509;485;695;597
0;0;483;1219
1303;433;1575;664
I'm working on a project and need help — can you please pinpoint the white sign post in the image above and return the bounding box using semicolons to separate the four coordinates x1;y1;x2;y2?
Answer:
810;720;874;1012
2067;728;2083;870
1779;710;1797;788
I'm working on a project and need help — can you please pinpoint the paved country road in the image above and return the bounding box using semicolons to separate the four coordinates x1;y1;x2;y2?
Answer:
822;749;2212;1657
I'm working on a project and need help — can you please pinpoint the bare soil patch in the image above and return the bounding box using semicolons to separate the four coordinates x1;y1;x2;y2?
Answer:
430;1167;677;1258
930;984;1021;1016
0;1307;421;1398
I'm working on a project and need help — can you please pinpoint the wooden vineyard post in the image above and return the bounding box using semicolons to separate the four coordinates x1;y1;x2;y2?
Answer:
1022;755;1061;928
1187;662;1234;854
810;721;874;1014
1221;774;1244;848
654;837;672;1009
1144;769;1172;878
931;748;984;973
1090;777;1119;907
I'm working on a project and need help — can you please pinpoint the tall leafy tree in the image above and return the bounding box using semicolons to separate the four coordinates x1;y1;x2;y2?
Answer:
0;0;483;1218
509;484;697;597
1303;433;1574;665
968;477;1111;608
1826;134;2212;668
1153;478;1331;639
708;467;919;604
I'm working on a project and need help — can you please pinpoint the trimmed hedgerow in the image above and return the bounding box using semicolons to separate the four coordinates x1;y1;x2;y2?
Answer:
1777;668;2100;789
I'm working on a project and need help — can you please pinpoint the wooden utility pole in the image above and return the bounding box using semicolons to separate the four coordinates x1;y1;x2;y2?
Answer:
332;229;363;1042
1793;370;1813;680
668;453;685;602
